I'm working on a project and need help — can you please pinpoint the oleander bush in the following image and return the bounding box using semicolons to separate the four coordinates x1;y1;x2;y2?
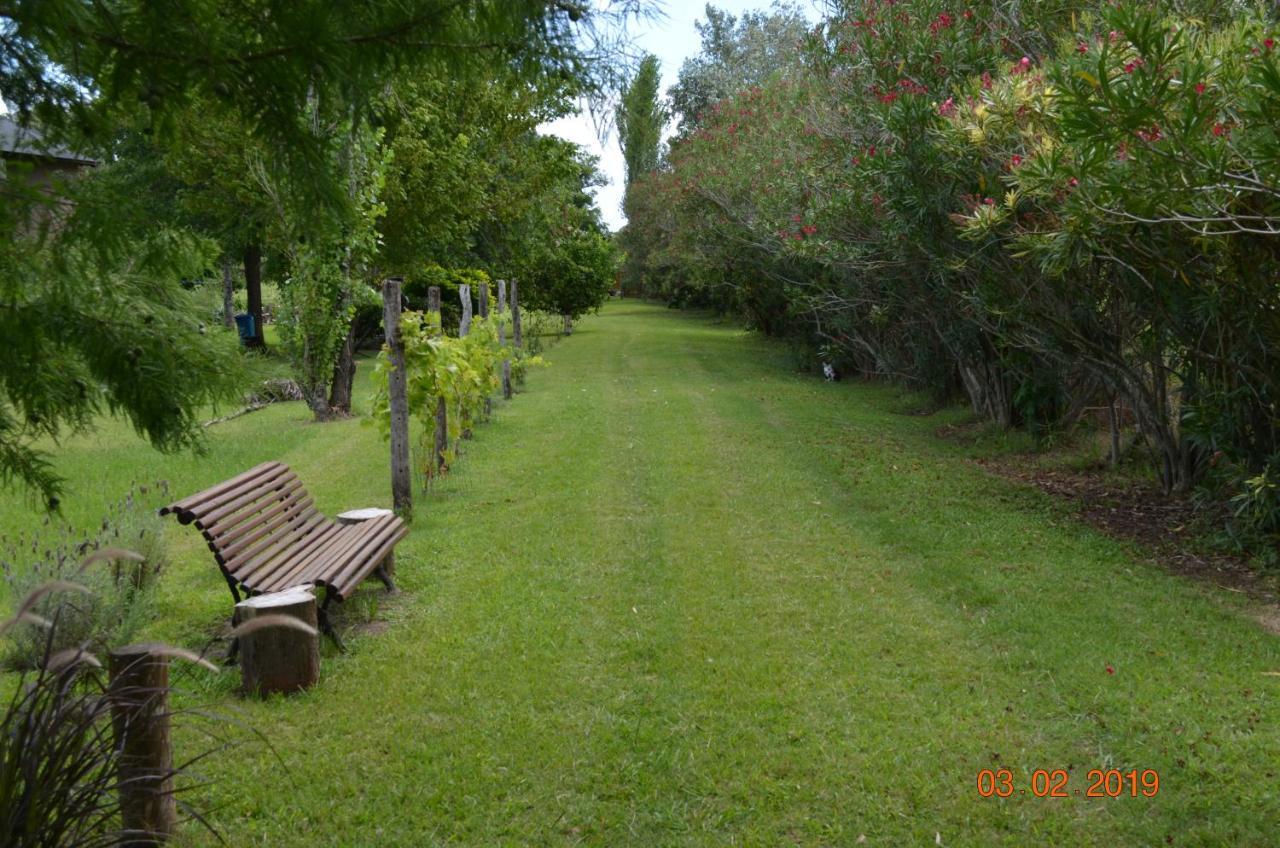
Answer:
623;0;1280;557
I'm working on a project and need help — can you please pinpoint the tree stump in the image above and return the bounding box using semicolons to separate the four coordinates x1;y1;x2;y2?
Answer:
235;586;320;697
109;644;176;847
337;508;397;589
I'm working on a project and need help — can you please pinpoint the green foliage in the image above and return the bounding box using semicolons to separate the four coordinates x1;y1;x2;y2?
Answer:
0;0;635;506
617;54;667;185
1;483;169;671
627;0;1280;522
370;298;538;487
521;228;619;322
273;123;389;419
0;175;246;506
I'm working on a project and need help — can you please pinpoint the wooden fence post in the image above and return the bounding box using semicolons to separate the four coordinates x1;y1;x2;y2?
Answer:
459;283;472;337
498;280;512;400
458;283;473;438
428;285;448;475
511;279;523;349
109;644;176;846
382;277;412;517
478;284;491;418
510;280;524;387
221;258;235;329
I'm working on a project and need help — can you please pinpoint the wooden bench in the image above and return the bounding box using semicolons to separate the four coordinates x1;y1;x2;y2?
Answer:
160;461;407;645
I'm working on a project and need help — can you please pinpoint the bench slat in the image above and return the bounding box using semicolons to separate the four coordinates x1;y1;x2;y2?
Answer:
160;461;283;518
205;480;308;541
234;518;339;588
277;520;381;593
225;512;329;579
195;469;299;530
325;519;408;597
217;499;317;564
211;494;314;553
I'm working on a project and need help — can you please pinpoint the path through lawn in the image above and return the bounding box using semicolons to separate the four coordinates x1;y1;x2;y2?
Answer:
184;303;1277;845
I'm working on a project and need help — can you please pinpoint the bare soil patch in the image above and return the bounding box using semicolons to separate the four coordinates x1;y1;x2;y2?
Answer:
967;448;1280;632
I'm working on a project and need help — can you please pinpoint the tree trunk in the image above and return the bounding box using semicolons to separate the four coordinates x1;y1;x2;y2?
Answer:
562;313;572;335
1108;397;1122;467
235;587;320;697
221;258;235;329
243;243;266;348
328;313;358;415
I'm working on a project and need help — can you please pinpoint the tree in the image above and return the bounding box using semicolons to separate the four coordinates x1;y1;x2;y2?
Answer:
525;227;619;332
617;54;667;186
0;0;641;502
667;3;811;139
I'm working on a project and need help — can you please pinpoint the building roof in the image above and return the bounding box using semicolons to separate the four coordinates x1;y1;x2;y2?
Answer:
0;116;97;165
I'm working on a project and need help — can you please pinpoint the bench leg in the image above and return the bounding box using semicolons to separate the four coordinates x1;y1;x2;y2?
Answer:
375;554;397;593
318;593;347;653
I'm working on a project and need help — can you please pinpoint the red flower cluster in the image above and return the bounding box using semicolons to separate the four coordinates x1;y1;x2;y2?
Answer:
929;12;954;34
1011;56;1033;75
938;97;956;117
1135;124;1162;142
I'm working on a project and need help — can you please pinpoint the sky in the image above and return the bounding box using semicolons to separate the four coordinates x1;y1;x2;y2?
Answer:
539;1;822;232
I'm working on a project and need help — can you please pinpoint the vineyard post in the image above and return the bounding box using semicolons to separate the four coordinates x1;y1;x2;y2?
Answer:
458;283;473;439
498;279;512;400
478;284;491;418
428;285;448;475
382;277;412;517
510;279;524;387
459;283;472;337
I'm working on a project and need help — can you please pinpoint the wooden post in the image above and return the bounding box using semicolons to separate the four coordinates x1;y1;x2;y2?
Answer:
478;284;491;418
459;284;472;337
235;587;321;697
221;258;235;329
109;644;176;846
382;277;412;518
498;280;512;400
511;279;523;349
428;286;447;475
510;280;523;387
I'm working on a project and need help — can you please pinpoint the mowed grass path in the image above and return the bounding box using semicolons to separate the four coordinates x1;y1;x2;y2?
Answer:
6;302;1279;845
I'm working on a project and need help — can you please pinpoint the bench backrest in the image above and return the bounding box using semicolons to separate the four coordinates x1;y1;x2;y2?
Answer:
160;461;330;591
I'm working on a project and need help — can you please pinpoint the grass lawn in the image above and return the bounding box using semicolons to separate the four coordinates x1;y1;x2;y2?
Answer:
3;301;1279;845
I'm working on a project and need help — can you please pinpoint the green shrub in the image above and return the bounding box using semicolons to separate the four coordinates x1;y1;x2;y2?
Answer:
1;483;171;670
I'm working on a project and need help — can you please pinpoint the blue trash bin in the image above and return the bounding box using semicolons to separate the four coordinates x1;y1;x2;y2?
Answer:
234;313;256;344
